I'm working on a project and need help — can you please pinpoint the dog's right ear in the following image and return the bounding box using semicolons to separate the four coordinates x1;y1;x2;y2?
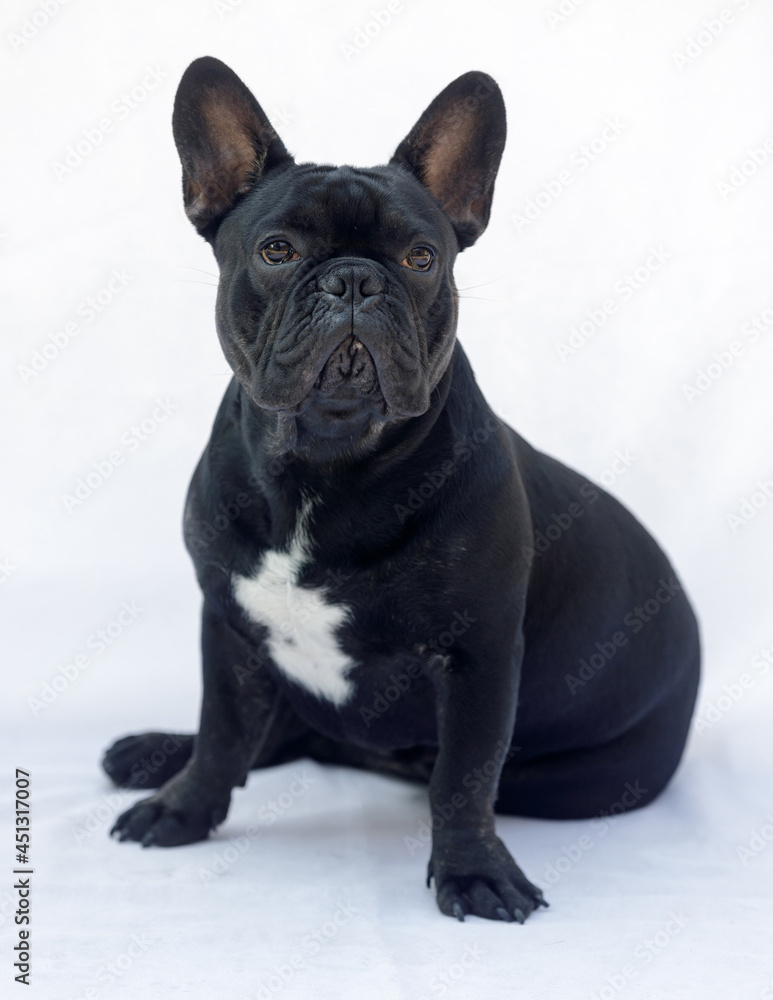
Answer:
172;56;293;240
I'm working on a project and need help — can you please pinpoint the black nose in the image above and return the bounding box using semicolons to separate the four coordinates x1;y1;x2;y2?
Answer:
318;264;385;301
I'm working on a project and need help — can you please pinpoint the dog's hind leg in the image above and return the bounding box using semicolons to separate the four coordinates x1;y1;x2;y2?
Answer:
496;653;699;819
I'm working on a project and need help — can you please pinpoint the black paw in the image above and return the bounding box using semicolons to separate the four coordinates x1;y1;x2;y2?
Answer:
427;830;548;922
110;792;227;847
102;732;194;789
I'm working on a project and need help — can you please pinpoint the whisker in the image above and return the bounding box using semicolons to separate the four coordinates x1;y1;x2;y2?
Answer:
180;265;219;278
457;277;502;292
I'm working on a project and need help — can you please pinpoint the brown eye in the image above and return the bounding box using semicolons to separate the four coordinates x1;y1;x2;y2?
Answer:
260;240;300;265
401;246;434;271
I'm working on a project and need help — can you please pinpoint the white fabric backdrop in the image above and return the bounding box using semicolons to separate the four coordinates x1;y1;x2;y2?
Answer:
2;1;772;997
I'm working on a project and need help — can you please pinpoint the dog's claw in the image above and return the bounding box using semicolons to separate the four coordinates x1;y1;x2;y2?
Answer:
513;907;526;924
452;902;465;922
534;890;549;908
495;906;513;922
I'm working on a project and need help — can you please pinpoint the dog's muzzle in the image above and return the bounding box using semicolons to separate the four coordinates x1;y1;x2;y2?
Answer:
314;335;380;399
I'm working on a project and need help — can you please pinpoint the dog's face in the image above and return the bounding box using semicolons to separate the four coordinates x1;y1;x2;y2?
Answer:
172;58;506;456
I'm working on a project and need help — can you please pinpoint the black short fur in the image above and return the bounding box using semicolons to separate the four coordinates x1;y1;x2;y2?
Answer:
105;57;700;924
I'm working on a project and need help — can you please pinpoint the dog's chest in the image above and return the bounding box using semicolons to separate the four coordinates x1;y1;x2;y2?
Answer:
231;502;355;706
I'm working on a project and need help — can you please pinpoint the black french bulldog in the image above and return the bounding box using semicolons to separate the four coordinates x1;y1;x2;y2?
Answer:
104;57;700;923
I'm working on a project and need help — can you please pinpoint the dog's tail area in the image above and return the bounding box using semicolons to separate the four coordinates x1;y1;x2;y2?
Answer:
102;732;194;789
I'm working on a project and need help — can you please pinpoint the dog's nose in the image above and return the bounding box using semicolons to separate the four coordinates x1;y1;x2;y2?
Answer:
318;265;385;300
318;272;346;296
358;271;384;297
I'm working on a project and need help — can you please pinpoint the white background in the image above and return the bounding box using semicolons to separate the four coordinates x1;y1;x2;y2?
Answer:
2;0;773;997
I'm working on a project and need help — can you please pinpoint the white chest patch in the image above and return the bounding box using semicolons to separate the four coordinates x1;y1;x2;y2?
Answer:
231;499;356;706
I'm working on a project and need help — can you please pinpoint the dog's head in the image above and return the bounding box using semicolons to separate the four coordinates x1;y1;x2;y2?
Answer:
173;57;506;457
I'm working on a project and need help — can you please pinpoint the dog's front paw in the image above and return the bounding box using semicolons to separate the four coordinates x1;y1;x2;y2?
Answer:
110;789;228;848
102;732;194;789
427;829;548;922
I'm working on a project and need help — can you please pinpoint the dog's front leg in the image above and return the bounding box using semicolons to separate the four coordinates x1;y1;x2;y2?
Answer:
111;602;291;847
426;636;548;922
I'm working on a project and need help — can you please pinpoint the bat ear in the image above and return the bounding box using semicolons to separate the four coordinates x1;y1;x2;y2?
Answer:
391;71;506;250
172;56;293;240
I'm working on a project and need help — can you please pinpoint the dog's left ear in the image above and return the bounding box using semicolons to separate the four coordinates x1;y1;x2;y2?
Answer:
391;72;506;250
172;56;293;240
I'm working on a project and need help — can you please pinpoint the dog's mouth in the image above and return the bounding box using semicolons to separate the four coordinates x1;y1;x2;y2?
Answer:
312;335;380;401
244;327;431;424
292;334;388;437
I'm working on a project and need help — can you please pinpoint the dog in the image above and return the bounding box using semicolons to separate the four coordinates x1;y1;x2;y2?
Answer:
104;56;700;923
